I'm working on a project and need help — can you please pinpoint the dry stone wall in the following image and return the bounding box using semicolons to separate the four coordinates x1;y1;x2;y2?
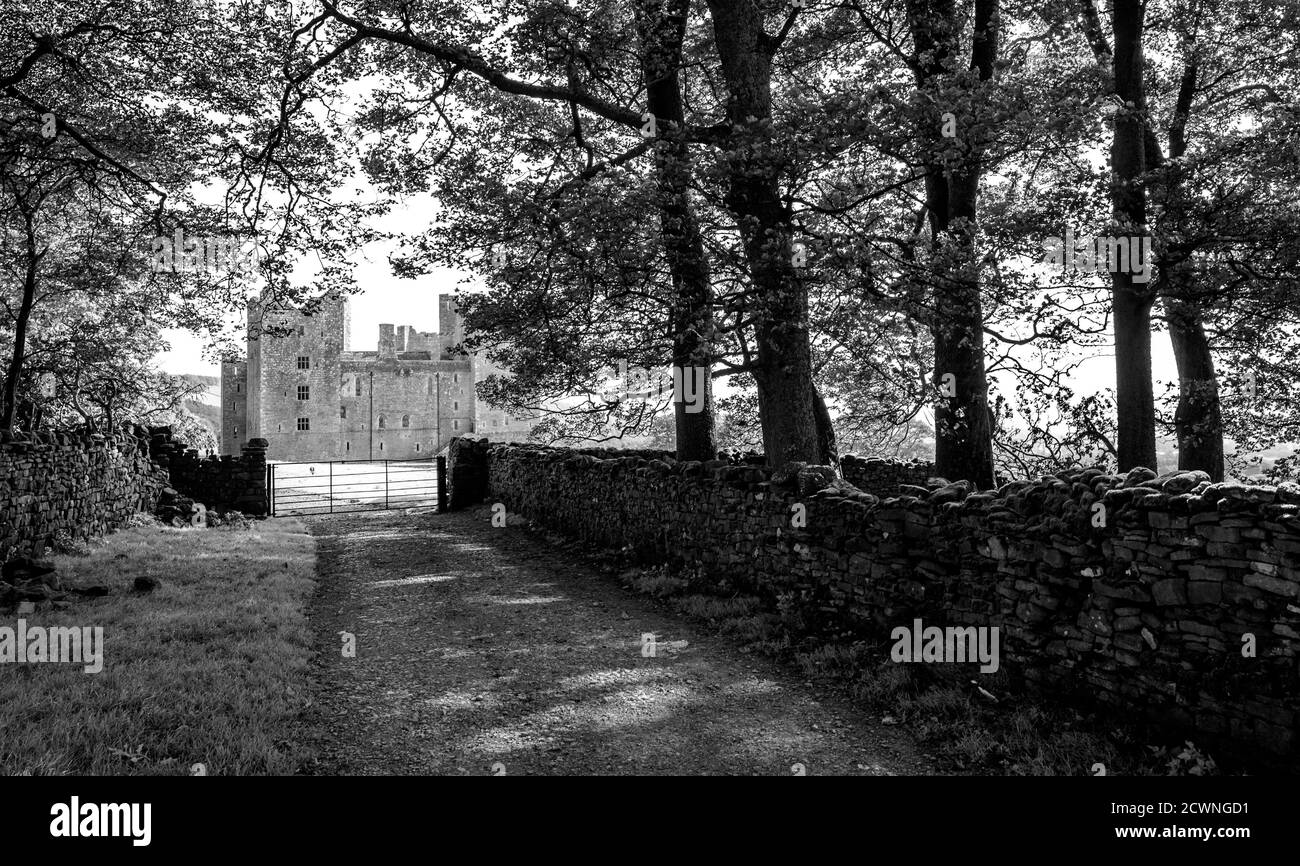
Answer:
470;443;1300;756
840;454;936;495
0;430;168;560
0;425;272;562
149;427;269;515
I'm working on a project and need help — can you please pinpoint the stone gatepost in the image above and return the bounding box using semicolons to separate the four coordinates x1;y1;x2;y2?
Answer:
236;438;270;515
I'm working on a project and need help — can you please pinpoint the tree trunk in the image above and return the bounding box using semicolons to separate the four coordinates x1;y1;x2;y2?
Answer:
931;278;995;486
1078;2;1212;476
705;0;821;466
1112;286;1157;470
907;0;997;488
1159;57;1221;480
1110;0;1158;471
812;382;837;467
636;0;717;462
1167;297;1223;480
1;219;40;432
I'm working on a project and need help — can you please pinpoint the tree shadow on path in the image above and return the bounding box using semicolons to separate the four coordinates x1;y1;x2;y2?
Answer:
295;508;933;776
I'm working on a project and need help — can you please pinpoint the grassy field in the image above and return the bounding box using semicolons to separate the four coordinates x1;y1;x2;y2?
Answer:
0;517;316;775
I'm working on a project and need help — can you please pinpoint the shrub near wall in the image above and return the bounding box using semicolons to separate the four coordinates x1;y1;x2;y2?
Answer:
0;431;168;560
478;444;1300;756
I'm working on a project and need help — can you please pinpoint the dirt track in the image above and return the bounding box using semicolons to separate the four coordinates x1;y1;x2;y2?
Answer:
296;508;932;776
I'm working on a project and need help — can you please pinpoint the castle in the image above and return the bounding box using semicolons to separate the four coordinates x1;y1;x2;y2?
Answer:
220;293;535;462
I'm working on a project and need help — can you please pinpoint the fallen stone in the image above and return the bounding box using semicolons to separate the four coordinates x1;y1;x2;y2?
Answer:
1;557;57;585
70;585;110;597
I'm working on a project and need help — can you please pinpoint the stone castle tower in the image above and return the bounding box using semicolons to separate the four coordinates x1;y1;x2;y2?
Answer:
220;292;533;462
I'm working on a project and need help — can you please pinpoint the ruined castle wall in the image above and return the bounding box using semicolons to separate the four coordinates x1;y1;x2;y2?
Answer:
246;305;262;443
471;442;1300;756
226;293;546;463
437;295;464;358
230;294;493;463
339;358;474;460
220;360;248;456
405;329;440;354
252;300;346;462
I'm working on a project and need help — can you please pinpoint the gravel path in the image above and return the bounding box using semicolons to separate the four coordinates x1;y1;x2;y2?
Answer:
296;508;932;776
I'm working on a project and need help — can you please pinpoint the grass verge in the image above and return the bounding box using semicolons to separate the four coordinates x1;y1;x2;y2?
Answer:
0;517;316;775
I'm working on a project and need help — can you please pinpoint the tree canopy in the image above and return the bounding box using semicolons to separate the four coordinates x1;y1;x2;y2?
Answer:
2;0;1297;484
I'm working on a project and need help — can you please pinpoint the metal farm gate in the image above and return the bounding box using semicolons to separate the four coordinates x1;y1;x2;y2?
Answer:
267;456;447;516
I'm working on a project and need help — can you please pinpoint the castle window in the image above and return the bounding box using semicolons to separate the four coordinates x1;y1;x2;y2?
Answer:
427;377;434;395
340;406;347;418
297;417;310;431
452;420;459;430
355;378;362;396
298;356;310;369
233;425;238;435
415;443;421;453
378;415;386;429
401;414;410;428
298;325;305;336
236;383;241;393
453;373;459;384
298;385;310;401
379;442;384;451
346;441;350;452
453;401;458;411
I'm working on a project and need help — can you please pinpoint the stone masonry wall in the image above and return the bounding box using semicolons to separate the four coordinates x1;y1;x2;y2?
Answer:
248;297;348;461
840;454;936;496
477;443;1300;756
147;427;270;515
0;430;168;560
447;438;676;509
448;437;491;509
0;424;272;562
